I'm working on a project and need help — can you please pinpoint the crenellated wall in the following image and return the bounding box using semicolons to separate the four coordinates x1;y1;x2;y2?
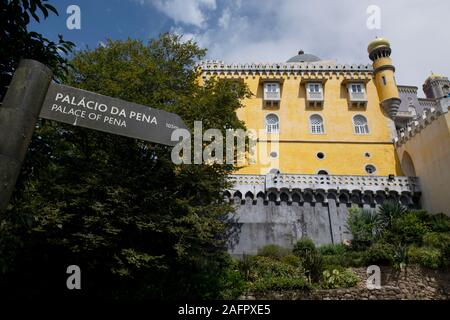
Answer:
225;174;421;257
395;108;450;214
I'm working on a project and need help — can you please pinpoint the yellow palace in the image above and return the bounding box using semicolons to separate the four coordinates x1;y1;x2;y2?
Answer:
198;38;450;255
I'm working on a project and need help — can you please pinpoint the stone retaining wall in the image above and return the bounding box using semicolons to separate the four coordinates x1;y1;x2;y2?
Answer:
241;266;450;300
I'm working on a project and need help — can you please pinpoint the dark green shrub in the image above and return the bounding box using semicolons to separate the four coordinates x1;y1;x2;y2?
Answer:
346;250;369;267
422;232;450;249
248;275;311;292
293;238;323;283
304;251;324;283
293;238;316;256
318;244;347;256
321;268;359;289
244;256;304;280
429;213;450;233
441;243;450;268
387;212;429;245
257;244;291;259
346;208;377;249
376;201;407;235
393;243;408;269
322;250;366;268
240;256;309;292
320;242;365;268
408;210;432;223
280;255;301;267
239;255;258;281
408;246;441;269
219;259;246;299
364;242;395;265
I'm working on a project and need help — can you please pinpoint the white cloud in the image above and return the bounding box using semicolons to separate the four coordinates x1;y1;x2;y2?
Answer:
151;0;217;28
218;8;230;29
177;0;448;96
170;26;196;42
139;0;449;94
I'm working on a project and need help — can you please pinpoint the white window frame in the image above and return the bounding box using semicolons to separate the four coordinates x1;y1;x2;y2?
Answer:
264;82;280;94
265;113;280;134
353;114;369;134
307;83;322;93
350;83;364;93
310;114;325;134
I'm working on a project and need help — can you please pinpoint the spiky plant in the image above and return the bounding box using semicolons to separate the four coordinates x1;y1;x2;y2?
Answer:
375;200;407;237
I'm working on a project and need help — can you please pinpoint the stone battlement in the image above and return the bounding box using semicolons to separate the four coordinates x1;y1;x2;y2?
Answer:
226;173;420;206
225;174;421;256
394;107;444;147
197;60;373;79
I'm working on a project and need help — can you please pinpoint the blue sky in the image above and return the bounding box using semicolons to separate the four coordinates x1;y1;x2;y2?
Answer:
30;0;450;96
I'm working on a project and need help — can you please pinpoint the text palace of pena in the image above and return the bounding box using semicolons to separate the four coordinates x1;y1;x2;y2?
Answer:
197;38;450;257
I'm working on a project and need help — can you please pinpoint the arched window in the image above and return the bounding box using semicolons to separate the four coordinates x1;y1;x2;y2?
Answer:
265;114;279;133
317;170;328;175
353;115;369;134
310;114;324;134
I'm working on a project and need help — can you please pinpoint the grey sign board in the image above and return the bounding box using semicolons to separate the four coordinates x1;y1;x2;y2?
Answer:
40;83;187;146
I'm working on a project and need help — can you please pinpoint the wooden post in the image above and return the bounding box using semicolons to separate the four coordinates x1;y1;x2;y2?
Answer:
0;59;53;213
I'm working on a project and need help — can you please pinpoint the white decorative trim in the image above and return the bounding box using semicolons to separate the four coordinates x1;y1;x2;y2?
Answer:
197;60;374;81
394;107;444;146
227;173;420;198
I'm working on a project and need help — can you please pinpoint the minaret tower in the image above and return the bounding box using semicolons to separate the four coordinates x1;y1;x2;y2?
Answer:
368;37;401;118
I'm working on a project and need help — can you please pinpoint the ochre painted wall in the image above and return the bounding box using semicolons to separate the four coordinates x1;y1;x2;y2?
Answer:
208;74;402;176
396;112;450;214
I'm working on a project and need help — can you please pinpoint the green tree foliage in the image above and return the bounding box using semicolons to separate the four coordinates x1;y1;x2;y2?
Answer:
318;244;347;256
429;213;450;233
238;256;310;292
408;246;441;269
346;204;450;270
364;242;395;265
292;238;316;256
0;0;74;100
346;208;377;248
386;212;429;245
257;244;291;259
321;268;358;289
293;238;323;283
376;200;407;235
0;35;251;299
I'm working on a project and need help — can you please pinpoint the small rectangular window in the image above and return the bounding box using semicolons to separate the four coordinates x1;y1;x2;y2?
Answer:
265;82;279;93
308;83;321;93
351;84;363;93
382;76;387;86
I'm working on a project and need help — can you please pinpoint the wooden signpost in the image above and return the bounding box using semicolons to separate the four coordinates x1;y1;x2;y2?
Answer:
0;59;187;213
